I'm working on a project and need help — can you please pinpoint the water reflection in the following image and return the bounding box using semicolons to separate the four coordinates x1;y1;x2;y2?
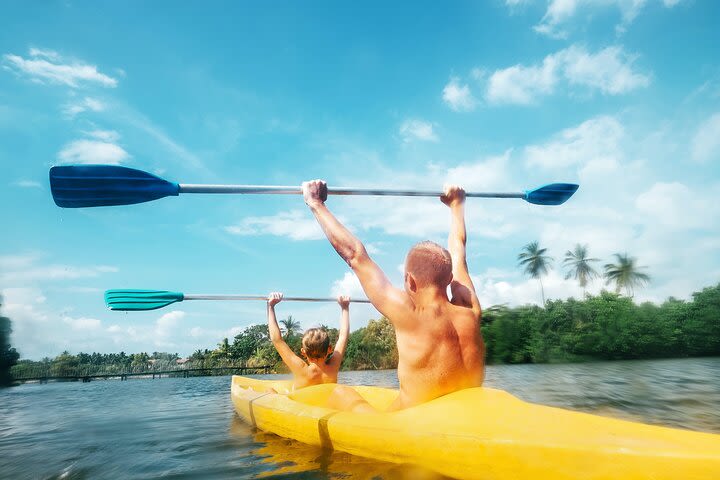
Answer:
230;416;450;479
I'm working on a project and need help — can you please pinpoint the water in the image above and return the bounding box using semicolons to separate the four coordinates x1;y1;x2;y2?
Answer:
1;357;720;479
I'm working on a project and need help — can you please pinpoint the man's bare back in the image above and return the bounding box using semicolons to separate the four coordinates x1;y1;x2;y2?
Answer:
303;181;484;411
392;301;484;409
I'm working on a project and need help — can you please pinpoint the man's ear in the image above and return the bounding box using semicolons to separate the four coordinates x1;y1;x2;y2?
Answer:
300;347;307;358
407;272;418;293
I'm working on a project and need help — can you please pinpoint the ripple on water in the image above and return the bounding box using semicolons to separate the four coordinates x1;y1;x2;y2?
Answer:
1;358;720;479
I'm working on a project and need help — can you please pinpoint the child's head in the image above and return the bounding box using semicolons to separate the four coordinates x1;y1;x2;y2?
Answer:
301;327;331;361
404;241;453;293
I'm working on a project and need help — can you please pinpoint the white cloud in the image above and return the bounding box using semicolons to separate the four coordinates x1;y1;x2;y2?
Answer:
155;311;185;338
63;316;102;331
442;77;477;112
445;150;512;190
62;97;105;118
13;180;42;188
28;47;60;60
0;252;118;286
691;113;720;163
533;0;650;38
524;115;624;171
57;139;130;165
330;271;366;298
335;152;519;240
3;48;118;88
485;46;649;105
487;56;559;105
399;119;438;143
561;45;650;94
1;287;51;359
84;129;120;142
225;210;325;241
635;182;717;230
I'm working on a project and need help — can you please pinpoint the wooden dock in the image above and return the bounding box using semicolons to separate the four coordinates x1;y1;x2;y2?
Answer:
13;365;272;384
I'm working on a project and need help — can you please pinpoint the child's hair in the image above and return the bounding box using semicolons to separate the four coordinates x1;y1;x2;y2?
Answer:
302;328;330;359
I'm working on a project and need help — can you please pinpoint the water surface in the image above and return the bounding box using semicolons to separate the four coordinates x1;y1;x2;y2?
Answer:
1;357;719;479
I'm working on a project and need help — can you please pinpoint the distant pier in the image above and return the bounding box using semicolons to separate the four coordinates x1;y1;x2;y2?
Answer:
13;365;272;384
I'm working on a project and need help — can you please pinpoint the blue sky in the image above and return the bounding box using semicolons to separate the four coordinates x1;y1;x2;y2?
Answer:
1;0;718;359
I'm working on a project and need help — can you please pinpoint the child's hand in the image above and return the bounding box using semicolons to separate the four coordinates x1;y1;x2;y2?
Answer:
441;184;466;207
268;292;283;306
337;295;351;309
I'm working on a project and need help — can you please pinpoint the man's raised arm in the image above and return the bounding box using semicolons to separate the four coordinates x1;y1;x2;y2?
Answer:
442;185;481;316
302;180;409;318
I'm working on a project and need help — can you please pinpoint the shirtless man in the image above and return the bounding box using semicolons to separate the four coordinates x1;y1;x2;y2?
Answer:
302;181;484;411
267;292;351;389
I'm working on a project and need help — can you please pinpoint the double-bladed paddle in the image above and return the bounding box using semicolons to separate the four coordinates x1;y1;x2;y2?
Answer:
50;165;579;208
105;289;372;311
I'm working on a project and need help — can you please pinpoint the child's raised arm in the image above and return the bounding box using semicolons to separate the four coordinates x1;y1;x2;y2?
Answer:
267;292;306;375
328;295;351;369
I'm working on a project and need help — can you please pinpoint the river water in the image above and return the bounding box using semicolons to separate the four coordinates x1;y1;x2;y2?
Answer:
1;357;720;479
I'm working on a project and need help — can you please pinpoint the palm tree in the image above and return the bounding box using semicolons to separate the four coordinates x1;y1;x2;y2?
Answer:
604;253;650;297
215;337;230;359
280;315;301;340
563;244;600;297
518;241;553;306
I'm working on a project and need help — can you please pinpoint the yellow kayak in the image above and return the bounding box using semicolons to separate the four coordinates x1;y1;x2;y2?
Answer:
231;375;720;480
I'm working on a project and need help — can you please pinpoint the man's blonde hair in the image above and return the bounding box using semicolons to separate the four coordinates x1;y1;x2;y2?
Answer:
302;328;330;359
405;241;453;288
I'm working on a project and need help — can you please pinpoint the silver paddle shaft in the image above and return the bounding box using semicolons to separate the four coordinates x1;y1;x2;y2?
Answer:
179;184;525;199
184;294;372;304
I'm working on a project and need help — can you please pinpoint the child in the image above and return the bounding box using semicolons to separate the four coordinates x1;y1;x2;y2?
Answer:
303;181;484;411
267;292;351;389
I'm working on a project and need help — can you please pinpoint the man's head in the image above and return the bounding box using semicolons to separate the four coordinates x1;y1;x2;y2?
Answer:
301;327;331;360
404;241;453;293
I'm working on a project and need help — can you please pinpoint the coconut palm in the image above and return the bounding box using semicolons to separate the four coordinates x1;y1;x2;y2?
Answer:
280;315;301;340
518;241;553;306
563;244;600;297
604;253;650;297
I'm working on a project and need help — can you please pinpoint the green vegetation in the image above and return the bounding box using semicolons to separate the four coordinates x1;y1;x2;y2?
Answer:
483;285;720;363
11;351;187;379
188;316;397;372
9;283;720;381
1;296;20;387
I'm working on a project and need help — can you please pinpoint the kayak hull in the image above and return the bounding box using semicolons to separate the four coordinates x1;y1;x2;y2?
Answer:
231;375;720;480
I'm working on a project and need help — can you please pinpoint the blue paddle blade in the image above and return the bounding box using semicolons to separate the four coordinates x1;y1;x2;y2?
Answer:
524;183;579;206
105;289;184;311
50;165;180;208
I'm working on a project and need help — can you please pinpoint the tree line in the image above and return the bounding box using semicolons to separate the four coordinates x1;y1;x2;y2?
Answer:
3;276;719;384
1;296;20;386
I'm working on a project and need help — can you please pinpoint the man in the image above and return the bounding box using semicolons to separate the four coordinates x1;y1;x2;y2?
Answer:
302;180;484;411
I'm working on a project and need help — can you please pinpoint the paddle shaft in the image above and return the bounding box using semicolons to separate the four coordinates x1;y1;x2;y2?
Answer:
184;294;372;303
179;184;526;199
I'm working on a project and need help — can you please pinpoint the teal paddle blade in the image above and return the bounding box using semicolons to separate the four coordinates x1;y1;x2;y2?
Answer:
524;183;579;206
105;290;184;311
50;165;180;208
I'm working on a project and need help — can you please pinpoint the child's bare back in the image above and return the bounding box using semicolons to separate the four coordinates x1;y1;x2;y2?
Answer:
267;292;351;390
